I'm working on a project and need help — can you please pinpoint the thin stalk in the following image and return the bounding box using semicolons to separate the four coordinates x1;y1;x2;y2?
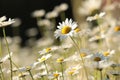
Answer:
70;75;74;80
28;70;34;80
100;70;102;80
60;63;64;80
2;28;13;80
0;37;2;57
43;61;49;74
0;65;5;80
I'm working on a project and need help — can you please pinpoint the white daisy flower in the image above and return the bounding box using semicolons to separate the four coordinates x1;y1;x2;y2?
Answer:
0;16;15;27
54;18;78;40
65;65;82;76
87;12;106;21
32;9;45;18
91;61;114;70
0;52;13;64
102;49;115;57
38;54;52;63
48;71;62;79
91;52;106;62
79;48;92;59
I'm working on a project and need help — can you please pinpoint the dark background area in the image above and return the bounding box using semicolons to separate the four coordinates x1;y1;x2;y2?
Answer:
0;0;73;46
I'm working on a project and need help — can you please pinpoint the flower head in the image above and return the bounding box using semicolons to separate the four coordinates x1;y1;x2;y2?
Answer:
103;49;115;57
0;16;15;27
54;18;78;40
87;12;106;21
91;52;106;62
38;54;52;63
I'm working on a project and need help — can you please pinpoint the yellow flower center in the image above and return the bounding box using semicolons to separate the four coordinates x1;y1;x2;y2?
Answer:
56;58;64;63
74;27;80;33
61;26;71;34
94;57;101;62
103;52;109;56
26;66;31;71
114;26;120;32
80;53;87;57
45;48;51;52
39;57;46;62
53;73;59;78
68;70;74;75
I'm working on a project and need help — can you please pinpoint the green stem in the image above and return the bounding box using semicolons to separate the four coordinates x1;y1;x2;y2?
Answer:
60;63;64;80
60;12;66;21
100;70;102;80
0;65;5;80
2;28;13;80
43;61;49;74
28;70;34;80
0;37;2;57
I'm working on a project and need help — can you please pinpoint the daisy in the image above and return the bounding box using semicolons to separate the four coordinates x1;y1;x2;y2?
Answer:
102;49;115;57
79;48;92;59
91;52;106;62
0;52;13;64
0;16;15;27
31;9;45;18
65;65;82;76
54;18;78;40
38;48;52;55
56;57;64;63
87;12;106;21
114;26;120;32
38;54;52;63
91;60;114;70
48;71;62;79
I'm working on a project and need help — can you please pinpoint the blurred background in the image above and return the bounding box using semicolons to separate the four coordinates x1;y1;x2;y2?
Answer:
0;0;73;46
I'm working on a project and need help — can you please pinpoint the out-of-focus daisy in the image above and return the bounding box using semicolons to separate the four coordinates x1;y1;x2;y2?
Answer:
102;49;115;57
11;18;21;27
12;76;19;80
45;11;58;19
65;65;82;76
0;52;13;64
109;71;120;76
87;12;106;21
54;18;78;40
18;72;29;78
33;71;47;79
79;48;92;59
18;61;40;72
90;60;114;70
25;28;38;37
31;9;45;18
38;48;52;55
48;71;62;79
38;54;52;63
114;26;120;32
89;34;105;42
59;3;68;12
0;16;15;27
91;52;106;62
37;19;51;27
56;57;64;63
78;0;102;16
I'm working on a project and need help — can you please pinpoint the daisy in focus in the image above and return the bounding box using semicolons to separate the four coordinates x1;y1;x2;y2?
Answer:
54;18;78;40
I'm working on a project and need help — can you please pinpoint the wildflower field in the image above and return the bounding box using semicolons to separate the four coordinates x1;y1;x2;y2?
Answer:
0;0;120;80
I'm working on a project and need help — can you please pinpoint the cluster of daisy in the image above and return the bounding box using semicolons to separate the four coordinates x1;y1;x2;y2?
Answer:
0;0;120;80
